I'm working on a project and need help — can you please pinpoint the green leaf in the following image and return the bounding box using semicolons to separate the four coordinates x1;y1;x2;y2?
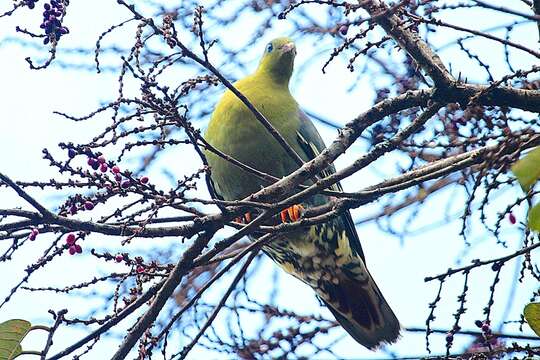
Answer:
524;303;540;337
512;147;540;191
529;203;540;231
0;319;31;360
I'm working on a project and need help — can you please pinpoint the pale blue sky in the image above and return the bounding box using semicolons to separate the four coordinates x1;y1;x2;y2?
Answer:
1;0;539;358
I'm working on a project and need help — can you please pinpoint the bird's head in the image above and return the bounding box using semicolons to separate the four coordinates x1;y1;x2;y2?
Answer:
256;37;296;84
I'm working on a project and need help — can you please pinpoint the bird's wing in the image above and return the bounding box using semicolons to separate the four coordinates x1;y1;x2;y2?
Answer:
295;110;366;262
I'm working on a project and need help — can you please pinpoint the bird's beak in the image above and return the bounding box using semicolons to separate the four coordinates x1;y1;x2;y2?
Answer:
281;42;296;54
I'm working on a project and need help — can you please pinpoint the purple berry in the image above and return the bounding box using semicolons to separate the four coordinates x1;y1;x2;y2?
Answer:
69;204;77;215
97;155;106;164
115;173;122;182
84;201;94;210
121;180;131;189
29;228;39;241
99;163;108;172
68;148;76;158
140;176;149;184
87;158;96;166
115;254;124;263
111;165;120;174
475;320;483;328
445;333;453;343
66;233;76;245
74;244;82;254
339;24;349;36
68;245;76;255
509;213;516;224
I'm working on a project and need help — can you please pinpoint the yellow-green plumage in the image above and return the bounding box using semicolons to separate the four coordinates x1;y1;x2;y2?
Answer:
204;37;400;349
206;76;298;198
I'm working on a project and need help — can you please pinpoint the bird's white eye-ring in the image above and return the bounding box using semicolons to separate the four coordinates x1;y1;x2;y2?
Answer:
266;43;273;52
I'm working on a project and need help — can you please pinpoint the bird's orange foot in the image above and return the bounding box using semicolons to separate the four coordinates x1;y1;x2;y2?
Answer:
280;204;304;223
234;212;252;224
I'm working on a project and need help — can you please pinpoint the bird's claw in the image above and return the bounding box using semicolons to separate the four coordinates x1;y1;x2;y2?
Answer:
280;204;304;223
234;212;252;224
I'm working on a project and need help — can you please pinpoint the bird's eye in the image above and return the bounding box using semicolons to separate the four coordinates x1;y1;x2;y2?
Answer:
266;43;273;52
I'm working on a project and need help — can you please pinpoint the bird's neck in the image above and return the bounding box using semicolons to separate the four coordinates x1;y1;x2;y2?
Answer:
254;68;291;89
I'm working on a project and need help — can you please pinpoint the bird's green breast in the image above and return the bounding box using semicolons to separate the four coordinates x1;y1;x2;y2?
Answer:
204;74;304;201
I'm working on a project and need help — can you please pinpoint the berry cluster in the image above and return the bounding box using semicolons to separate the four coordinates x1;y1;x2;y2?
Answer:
25;0;39;9
475;320;490;333
65;233;82;255
87;155;108;173
63;148;151;218
468;320;504;350
40;1;69;45
475;320;496;341
82;152;150;189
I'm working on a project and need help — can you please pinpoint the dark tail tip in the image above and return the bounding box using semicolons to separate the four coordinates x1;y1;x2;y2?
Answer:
320;274;401;349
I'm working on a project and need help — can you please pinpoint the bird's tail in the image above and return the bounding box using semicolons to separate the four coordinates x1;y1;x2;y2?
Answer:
319;270;400;349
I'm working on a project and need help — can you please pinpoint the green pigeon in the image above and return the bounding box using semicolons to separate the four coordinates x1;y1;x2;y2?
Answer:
204;37;400;349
